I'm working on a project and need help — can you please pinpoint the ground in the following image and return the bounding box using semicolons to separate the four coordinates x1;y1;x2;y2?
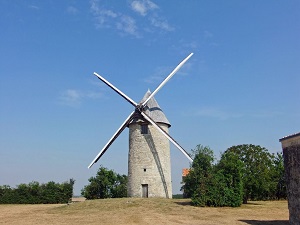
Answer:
0;198;288;225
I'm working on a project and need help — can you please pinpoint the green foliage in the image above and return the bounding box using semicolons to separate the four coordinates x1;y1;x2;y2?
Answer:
271;152;286;200
184;144;286;206
0;179;75;204
0;185;13;204
81;166;127;199
182;145;243;207
182;145;214;199
225;144;286;203
111;174;127;198
215;151;244;207
172;194;183;199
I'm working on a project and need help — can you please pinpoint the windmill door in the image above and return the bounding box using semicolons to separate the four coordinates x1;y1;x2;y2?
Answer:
142;184;148;198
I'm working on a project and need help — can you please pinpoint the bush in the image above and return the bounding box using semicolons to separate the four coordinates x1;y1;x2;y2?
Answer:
0;179;75;204
225;145;286;202
182;144;286;206
182;145;243;207
81;166;127;199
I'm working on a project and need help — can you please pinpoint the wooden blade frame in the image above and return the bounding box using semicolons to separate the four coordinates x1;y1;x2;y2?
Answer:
89;53;194;168
88;111;135;168
141;112;193;162
142;53;193;107
94;72;137;107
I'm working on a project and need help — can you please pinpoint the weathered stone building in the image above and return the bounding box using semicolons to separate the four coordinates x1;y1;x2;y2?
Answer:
127;91;172;198
279;132;300;225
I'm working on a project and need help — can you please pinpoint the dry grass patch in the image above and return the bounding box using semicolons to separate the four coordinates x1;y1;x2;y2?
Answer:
0;198;288;225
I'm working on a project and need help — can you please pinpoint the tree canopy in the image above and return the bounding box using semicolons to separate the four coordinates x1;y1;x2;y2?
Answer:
182;145;243;207
0;179;75;204
81;166;127;199
182;144;286;206
225;144;286;203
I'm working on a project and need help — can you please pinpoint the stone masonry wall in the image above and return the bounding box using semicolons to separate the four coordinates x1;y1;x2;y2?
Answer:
128;122;172;198
283;144;300;225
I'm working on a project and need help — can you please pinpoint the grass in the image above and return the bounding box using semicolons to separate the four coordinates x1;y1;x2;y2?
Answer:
0;198;288;225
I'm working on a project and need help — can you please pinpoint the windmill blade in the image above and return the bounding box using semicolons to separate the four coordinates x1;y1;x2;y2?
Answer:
141;111;193;162
94;72;137;107
88;111;135;168
142;53;193;107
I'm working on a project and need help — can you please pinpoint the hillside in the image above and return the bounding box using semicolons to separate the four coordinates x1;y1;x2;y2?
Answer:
0;198;288;225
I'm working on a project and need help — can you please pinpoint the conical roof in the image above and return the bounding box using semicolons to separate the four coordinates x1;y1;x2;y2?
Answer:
132;90;171;127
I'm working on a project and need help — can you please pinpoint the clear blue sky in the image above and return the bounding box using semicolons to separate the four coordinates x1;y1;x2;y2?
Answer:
0;0;299;195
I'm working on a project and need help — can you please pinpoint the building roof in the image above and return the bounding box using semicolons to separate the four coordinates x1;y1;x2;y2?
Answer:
131;90;171;127
279;132;300;142
182;168;190;177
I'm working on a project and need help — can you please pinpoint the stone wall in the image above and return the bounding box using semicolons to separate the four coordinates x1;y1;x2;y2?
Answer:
280;133;300;225
128;122;172;198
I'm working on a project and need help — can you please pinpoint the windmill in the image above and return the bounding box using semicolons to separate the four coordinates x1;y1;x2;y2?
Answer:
88;53;194;198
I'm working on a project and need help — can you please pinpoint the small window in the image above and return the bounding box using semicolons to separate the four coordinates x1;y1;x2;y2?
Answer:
141;124;148;134
144;168;146;172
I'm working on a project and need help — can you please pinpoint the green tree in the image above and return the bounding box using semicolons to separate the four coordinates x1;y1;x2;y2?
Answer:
41;181;61;203
182;145;243;207
271;152;286;199
0;180;74;204
181;145;214;200
215;151;244;207
15;183;31;204
40;179;74;204
225;144;275;203
61;179;75;202
28;181;42;204
0;185;13;204
81;166;127;199
111;174;127;198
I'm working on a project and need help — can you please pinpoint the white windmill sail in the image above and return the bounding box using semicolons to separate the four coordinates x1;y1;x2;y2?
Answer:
89;53;194;168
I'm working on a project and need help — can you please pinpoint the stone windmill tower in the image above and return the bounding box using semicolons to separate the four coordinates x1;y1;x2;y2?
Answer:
128;90;172;198
88;53;194;198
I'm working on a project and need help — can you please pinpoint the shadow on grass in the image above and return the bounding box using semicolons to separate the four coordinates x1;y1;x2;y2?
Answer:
244;202;263;206
174;201;192;206
239;220;289;225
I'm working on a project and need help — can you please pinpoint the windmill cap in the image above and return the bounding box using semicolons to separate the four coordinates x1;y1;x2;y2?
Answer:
132;90;171;127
